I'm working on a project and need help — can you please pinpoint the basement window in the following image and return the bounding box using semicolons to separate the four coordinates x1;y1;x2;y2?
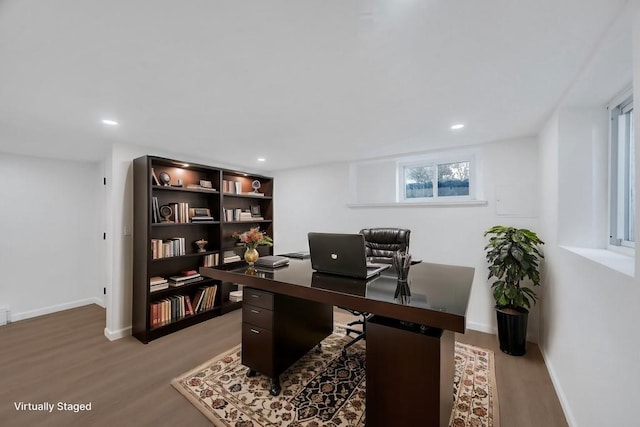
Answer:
398;155;475;202
609;92;635;249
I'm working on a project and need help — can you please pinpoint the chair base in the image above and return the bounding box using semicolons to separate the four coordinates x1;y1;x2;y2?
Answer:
342;316;368;356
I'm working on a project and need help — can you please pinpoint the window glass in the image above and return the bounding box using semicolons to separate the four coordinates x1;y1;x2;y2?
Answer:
437;161;470;197
610;95;635;247
404;165;434;198
401;159;472;201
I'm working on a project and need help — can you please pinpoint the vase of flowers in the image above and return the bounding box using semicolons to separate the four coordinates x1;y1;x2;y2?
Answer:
232;227;273;266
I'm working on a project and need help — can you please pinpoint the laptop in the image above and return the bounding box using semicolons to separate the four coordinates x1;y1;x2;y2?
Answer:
307;232;391;279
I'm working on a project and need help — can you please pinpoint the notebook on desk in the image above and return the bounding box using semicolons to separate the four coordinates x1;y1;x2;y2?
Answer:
307;232;391;279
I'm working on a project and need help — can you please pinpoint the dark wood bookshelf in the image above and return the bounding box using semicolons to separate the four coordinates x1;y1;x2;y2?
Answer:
132;155;274;343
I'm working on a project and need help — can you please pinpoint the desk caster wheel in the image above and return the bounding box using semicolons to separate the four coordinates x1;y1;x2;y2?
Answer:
270;377;281;396
246;369;257;378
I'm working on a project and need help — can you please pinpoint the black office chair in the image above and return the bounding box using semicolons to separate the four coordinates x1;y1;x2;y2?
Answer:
341;228;411;356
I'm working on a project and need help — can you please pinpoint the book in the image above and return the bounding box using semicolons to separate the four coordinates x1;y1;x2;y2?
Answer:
151;168;160;186
149;276;167;285
181;269;198;276
150;283;169;292
191;216;215;222
168;276;204;287
223;255;241;263
169;273;201;282
185;295;194;315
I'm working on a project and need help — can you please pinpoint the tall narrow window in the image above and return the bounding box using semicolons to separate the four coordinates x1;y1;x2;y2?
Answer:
610;95;635;247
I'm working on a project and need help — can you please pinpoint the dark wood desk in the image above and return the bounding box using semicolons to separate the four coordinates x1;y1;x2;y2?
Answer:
201;260;474;427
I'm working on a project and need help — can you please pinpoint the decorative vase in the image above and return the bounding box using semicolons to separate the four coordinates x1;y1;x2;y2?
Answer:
244;247;259;266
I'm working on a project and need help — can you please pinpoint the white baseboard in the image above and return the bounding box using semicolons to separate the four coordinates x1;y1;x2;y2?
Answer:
465;320;539;344
10;297;104;322
539;347;577;427
466;321;495;335
104;326;131;341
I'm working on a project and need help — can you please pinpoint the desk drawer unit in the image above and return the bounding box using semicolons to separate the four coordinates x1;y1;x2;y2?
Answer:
244;288;274;310
242;290;275;377
243;304;273;329
242;323;273;376
241;287;334;396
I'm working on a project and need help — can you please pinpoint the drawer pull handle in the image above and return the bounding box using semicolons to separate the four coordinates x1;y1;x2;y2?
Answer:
251;295;260;299
250;329;260;334
250;309;260;314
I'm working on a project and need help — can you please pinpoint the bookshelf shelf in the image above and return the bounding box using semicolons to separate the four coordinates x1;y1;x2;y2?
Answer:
222;220;272;225
153;185;221;195
149;306;223;332
152;221;221;227
223;193;273;200
133;155;274;343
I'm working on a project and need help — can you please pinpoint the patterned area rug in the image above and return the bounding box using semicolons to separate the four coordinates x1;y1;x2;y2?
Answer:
172;331;498;426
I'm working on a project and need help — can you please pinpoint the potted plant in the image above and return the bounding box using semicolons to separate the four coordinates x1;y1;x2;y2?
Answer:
484;225;544;356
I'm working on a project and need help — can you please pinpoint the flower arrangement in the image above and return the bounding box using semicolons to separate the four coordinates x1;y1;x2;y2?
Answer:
232;227;273;250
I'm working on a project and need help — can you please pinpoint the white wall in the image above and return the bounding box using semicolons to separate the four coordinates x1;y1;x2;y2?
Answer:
534;4;639;426
273;137;540;338
0;152;103;321
539;109;639;426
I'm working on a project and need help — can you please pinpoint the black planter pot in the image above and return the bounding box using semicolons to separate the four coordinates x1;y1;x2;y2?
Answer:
496;307;528;356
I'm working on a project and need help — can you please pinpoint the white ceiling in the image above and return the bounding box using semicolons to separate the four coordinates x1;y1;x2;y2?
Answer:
0;0;632;171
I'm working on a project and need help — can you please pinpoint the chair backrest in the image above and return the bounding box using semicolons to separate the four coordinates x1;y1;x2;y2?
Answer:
359;228;411;260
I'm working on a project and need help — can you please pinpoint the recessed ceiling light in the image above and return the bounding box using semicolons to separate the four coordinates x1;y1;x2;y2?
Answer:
182;163;189;168
257;158;266;162
450;123;465;130
102;119;118;126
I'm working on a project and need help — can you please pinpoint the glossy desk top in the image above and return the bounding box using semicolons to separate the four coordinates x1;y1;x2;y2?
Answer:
201;259;474;333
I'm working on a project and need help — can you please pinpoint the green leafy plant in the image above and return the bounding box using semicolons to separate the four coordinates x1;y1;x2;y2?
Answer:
484;225;544;312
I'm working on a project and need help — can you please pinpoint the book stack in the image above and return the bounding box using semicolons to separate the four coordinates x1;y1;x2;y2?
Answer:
168;270;203;287
238;211;253;221
189;207;214;222
229;290;243;302
186;184;217;191
202;253;219;267
244;191;264;196
149;276;168;293
223;250;241;264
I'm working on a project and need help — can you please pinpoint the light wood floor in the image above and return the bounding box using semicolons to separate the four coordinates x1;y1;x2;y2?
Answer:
0;305;567;427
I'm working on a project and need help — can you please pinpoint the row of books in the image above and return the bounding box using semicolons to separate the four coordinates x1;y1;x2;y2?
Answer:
202;253;219;267
149;285;218;328
151;237;186;259
172;202;190;223
222;179;243;194
223;208;263;222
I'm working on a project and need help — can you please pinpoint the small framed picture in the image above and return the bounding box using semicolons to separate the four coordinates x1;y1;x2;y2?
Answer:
200;179;213;189
250;205;261;217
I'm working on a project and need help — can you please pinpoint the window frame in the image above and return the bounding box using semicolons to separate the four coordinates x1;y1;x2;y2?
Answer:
397;153;476;203
609;91;635;249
